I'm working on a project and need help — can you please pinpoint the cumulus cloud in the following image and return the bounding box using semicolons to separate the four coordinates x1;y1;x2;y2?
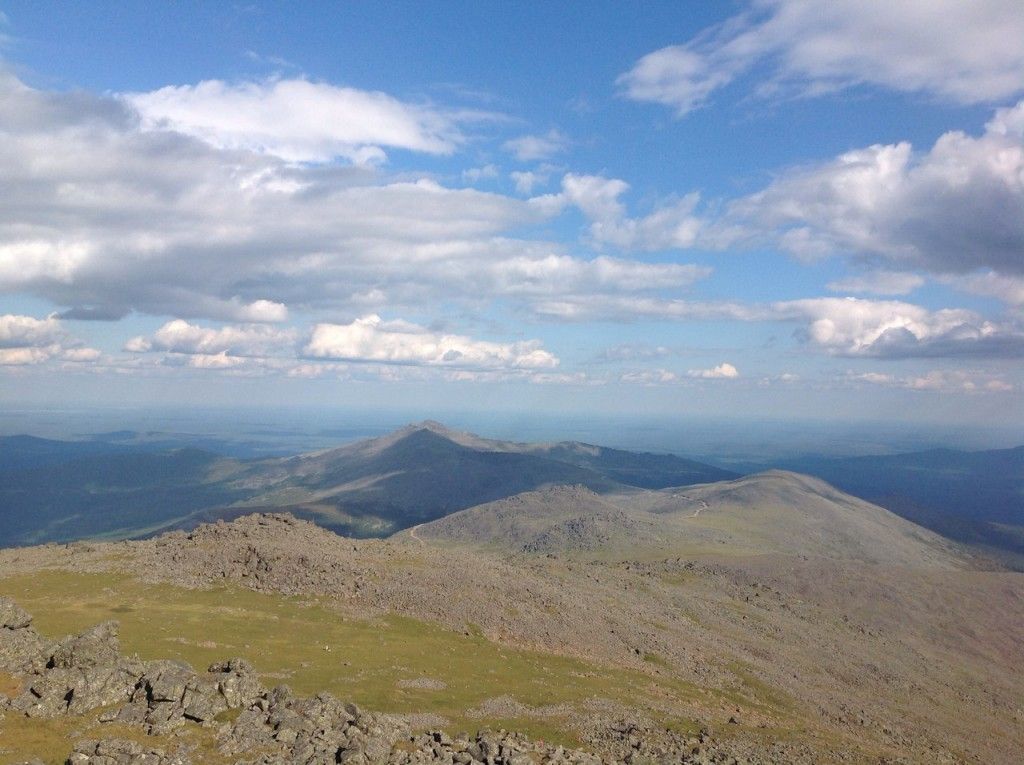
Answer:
502;130;567;161
0;313;99;365
776;297;1024;358
0;73;697;324
535;174;704;251
535;294;1024;359
619;0;1024;115
124;77;470;164
125;319;298;357
304;314;558;369
687;362;739;379
0;314;63;349
717;104;1024;284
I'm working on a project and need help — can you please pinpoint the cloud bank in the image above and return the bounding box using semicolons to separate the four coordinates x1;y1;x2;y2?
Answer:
619;0;1024;115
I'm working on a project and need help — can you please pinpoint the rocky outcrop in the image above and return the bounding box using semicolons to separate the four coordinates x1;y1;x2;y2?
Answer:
106;656;264;733
220;688;408;764
1;597;732;765
0;596;52;675
67;739;189;765
10;619;145;718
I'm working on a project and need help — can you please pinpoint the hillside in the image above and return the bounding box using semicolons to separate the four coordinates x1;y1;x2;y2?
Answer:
412;471;965;566
0;512;1020;763
0;422;734;546
769;446;1024;564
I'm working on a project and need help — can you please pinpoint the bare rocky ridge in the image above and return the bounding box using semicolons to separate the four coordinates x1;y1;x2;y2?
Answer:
1;500;1022;763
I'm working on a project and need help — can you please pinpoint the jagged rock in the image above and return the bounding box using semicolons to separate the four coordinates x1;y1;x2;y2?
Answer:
0;597;33;630
48;621;122;669
13;657;145;717
0;596;51;674
207;657;263;710
217;685;413;764
109;656;265;733
66;739;189;765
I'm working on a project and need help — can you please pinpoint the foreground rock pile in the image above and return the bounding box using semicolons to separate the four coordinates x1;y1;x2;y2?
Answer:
1;596;737;765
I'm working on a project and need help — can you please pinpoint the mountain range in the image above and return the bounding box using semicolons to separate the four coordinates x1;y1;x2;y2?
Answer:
0;421;736;545
0;422;1021;762
1;421;1019;567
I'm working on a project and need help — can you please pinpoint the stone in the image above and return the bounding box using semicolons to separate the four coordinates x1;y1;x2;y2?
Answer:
0;597;33;630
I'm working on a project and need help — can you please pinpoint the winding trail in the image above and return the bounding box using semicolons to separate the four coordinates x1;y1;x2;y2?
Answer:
672;493;709;518
408;523;426;546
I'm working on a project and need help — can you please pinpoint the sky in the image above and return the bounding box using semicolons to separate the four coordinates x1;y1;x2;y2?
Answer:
0;1;1022;428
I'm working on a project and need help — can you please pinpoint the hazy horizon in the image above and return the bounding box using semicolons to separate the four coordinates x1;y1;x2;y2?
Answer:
2;404;1020;464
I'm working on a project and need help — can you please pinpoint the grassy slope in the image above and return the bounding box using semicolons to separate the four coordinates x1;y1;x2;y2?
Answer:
0;569;792;764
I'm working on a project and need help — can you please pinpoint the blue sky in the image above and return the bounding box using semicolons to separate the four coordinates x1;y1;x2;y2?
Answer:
1;1;1022;426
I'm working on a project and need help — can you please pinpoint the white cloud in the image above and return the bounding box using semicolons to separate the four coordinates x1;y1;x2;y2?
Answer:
482;254;709;296
0;314;63;348
619;0;1024;115
124;77;469;164
620;369;680;385
718;104;1024;282
827;271;924;296
186;352;246;369
462;164;500;183
62;347;102;362
946;271;1024;307
0;347;53;366
845;368;1015;393
304;314;558;369
0;74;575;321
0;313;98;366
538;174;705;251
533;293;1024;359
620;363;740;383
531;295;764;323
502;129;567;161
125;319;297;357
510;170;545;195
4;74;699;324
688;362;739;379
776;297;1024;357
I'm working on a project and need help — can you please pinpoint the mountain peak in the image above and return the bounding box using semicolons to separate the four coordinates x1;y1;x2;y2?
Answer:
411;419;456;435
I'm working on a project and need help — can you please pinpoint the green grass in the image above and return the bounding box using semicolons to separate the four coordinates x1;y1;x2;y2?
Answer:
0;568;727;761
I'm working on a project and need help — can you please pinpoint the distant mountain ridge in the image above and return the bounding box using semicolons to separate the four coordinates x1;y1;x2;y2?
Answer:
410;470;966;566
0;421;736;545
